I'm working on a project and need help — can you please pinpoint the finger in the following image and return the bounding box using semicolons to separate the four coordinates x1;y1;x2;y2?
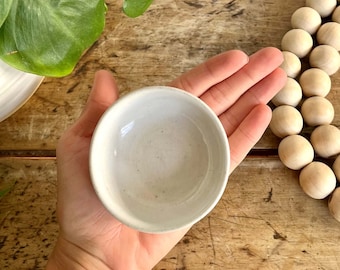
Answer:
227;104;272;173
71;70;119;137
220;67;287;136
169;50;249;96
56;70;119;222
200;47;284;115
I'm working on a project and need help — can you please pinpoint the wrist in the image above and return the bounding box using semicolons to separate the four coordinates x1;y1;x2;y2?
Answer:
46;236;112;270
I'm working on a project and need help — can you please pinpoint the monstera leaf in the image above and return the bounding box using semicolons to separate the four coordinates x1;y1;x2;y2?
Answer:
123;0;154;18
0;0;13;27
0;0;107;77
0;0;155;77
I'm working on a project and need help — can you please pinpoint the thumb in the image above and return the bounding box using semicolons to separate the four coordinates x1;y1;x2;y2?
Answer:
71;70;119;138
55;70;119;225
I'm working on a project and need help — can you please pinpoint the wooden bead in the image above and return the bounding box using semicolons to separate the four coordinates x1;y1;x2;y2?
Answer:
271;77;302;107
329;188;340;222
291;7;322;34
309;45;340;75
310;125;340;158
280;51;301;78
281;29;313;58
269;105;303;138
306;0;337;18
317;22;340;51
333;155;340;180
333;6;340;23
299;161;336;199
278;135;314;170
301;96;334;126
299;68;332;97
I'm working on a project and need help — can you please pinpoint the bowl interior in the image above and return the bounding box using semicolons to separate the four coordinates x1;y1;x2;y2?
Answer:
90;86;230;233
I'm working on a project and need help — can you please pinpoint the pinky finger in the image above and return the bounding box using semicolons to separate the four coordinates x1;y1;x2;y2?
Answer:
226;104;272;173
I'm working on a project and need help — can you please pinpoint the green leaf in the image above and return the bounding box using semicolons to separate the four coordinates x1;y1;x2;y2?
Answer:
0;180;14;199
123;0;154;18
0;0;13;28
0;0;107;77
0;186;11;199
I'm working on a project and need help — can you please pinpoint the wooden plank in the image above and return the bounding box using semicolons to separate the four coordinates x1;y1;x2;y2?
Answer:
156;157;340;269
1;157;340;269
2;0;336;151
0;158;58;269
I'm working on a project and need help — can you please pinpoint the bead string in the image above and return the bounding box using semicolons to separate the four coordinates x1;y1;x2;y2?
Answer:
270;1;340;222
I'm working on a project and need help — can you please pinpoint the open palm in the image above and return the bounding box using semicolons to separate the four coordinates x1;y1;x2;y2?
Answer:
47;47;286;270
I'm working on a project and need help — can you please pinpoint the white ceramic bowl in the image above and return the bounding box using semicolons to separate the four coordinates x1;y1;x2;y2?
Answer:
0;60;44;122
90;86;230;233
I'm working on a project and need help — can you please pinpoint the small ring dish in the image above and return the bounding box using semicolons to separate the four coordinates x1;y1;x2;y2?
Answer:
90;86;230;233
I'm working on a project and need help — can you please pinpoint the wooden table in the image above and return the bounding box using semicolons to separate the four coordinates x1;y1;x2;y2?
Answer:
1;0;340;269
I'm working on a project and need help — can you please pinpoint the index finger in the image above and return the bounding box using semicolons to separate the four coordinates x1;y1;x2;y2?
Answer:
200;47;284;115
169;50;249;96
69;70;119;138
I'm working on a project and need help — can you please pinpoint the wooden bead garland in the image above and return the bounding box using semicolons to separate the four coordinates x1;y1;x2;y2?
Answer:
281;29;313;58
301;96;335;126
278;135;314;170
280;51;301;78
299;161;337;199
309;45;340;75
305;0;337;18
310;125;340;158
299;68;331;97
271;1;340;223
317;22;340;51
291;7;322;34
269;105;303;138
333;6;340;22
333;155;340;179
329;161;340;222
271;77;302;107
328;188;340;222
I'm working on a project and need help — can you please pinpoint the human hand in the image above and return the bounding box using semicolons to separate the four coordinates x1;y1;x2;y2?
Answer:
46;47;286;270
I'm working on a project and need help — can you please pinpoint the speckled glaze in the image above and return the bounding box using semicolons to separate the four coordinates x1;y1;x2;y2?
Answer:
90;86;230;233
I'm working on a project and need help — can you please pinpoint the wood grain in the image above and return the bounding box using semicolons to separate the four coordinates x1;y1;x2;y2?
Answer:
1;0;340;269
156;157;340;270
1;157;340;269
2;0;338;151
0;159;57;269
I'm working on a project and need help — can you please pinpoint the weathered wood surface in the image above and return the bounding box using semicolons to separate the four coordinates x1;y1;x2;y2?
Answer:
1;0;339;151
1;0;340;269
1;157;340;269
0;159;57;269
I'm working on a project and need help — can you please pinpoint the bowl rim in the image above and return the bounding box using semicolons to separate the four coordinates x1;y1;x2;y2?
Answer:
89;85;230;233
0;60;44;122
